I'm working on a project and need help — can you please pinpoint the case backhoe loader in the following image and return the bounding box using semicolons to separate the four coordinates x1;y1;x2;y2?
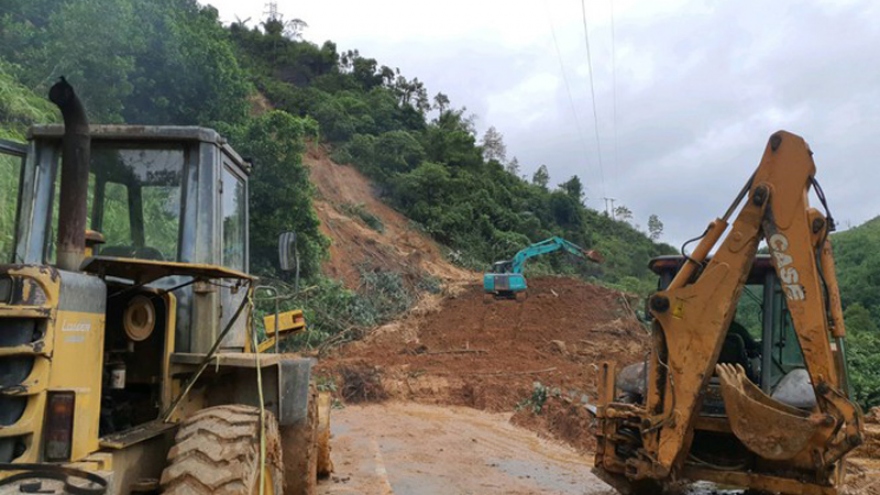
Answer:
0;80;331;494
593;131;863;494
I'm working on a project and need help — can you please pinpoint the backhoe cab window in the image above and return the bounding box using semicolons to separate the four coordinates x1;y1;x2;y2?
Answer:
49;143;184;262
735;285;764;342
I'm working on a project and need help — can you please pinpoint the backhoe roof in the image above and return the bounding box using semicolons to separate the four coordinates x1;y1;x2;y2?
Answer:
649;254;774;281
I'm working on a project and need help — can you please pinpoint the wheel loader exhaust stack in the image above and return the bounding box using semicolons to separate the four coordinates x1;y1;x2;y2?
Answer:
48;77;90;272
593;131;864;495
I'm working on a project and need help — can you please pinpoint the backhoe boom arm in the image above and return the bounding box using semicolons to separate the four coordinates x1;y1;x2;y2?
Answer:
640;131;862;479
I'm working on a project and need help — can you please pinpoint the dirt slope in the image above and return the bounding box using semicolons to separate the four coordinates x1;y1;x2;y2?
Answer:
304;145;473;288
844;407;880;494
319;277;648;451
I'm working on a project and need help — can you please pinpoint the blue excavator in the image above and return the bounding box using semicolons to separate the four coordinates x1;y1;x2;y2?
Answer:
483;236;602;298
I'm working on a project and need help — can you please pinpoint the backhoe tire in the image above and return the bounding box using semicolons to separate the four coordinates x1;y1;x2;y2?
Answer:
160;404;283;495
281;385;319;495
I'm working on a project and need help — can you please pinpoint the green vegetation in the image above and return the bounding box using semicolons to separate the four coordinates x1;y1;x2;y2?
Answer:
832;218;880;407
516;381;561;415
340;203;385;232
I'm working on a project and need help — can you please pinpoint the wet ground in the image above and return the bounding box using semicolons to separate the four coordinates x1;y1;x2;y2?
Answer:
317;401;616;495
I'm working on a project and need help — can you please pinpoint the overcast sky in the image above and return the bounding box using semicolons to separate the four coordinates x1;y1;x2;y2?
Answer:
202;0;880;246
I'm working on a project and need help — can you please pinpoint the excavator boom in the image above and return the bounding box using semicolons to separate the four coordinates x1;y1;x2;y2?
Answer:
483;236;601;297
594;131;863;495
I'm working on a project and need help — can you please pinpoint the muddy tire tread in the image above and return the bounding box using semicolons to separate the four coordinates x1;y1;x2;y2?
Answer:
161;405;282;495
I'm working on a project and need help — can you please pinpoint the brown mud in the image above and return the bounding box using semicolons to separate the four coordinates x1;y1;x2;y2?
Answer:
304;145;473;289
319;277;648;453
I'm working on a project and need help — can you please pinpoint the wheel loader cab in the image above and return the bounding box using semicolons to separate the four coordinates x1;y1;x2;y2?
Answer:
0;124;323;489
648;255;812;407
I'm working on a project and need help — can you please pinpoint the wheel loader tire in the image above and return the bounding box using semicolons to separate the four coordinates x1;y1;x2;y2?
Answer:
316;391;333;477
281;385;318;495
160;404;283;495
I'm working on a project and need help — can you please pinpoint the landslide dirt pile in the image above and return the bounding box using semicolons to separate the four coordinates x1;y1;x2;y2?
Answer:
845;407;880;494
319;277;649;450
304;145;473;289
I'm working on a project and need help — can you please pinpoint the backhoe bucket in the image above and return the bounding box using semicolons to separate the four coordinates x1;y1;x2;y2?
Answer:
716;363;818;460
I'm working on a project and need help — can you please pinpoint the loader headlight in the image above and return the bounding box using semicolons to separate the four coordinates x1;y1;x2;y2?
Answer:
0;276;12;304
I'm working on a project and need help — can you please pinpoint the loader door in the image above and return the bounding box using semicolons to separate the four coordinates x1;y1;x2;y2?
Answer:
0;139;26;263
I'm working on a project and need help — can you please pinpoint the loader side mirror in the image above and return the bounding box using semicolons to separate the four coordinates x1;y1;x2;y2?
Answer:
278;232;297;272
278;231;300;291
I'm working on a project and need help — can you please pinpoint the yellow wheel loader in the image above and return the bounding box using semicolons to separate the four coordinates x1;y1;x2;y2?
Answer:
0;79;331;494
593;131;864;494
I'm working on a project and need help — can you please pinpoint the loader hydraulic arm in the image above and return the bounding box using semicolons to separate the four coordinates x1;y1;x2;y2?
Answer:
640;131;862;478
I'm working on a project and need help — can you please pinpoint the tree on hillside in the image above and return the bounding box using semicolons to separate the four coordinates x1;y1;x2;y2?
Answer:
614;205;633;222
532;164;550;189
283;18;308;39
393;74;430;114
481;126;507;163
506;156;521;176
648;214;664;240
433;92;450;113
560;176;585;203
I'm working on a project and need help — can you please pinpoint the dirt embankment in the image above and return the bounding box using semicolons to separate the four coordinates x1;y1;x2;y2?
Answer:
319;277;649;451
844;407;880;494
304;145;473;289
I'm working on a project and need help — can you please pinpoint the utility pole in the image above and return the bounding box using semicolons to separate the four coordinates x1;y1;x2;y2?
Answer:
264;2;280;21
602;197;617;220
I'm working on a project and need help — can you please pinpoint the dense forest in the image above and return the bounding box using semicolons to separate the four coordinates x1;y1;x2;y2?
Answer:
0;0;876;406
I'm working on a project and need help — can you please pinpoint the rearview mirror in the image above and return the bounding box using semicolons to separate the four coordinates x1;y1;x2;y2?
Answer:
278;231;300;291
278;232;297;272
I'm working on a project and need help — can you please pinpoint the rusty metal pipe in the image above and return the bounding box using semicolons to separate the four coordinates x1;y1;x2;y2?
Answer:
48;77;90;271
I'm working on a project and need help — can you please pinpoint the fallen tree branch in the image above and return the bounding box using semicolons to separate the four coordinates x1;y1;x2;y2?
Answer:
464;367;557;376
426;349;488;355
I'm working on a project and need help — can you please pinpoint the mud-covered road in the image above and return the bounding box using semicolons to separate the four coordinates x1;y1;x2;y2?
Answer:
317;402;615;495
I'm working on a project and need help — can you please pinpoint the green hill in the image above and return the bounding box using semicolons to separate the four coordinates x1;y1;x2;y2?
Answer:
832;218;880;407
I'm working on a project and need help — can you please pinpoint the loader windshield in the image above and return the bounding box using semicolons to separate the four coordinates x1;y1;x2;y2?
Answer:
49;143;185;262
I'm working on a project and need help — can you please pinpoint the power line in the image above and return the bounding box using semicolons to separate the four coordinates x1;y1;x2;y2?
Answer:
543;0;594;198
580;0;606;200
610;0;619;187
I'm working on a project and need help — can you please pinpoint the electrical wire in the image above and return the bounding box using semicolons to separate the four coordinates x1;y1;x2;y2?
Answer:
580;0;607;199
610;0;619;186
543;0;594;196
